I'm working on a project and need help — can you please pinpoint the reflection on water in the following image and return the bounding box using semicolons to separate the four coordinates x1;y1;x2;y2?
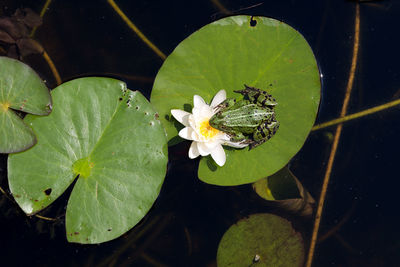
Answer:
1;0;400;266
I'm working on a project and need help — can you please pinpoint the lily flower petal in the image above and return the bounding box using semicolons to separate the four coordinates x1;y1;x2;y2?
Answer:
193;95;206;108
200;105;214;119
178;127;195;141
188;114;196;129
203;139;220;149
211;89;226;108
197;142;212;156
192;107;202;119
189;141;200;159
210;144;226;166
171;109;191;127
191;129;199;140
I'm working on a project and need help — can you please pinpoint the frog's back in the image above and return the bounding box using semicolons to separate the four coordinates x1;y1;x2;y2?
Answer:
214;103;274;134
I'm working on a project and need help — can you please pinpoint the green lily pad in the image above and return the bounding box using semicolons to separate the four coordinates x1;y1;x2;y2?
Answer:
253;167;315;217
217;213;304;267
8;77;168;244
151;15;320;185
0;56;51;153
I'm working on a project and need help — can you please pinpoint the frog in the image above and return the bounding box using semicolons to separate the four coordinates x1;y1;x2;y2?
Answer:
209;85;279;149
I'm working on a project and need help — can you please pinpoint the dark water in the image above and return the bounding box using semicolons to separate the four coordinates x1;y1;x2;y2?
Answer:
1;0;400;266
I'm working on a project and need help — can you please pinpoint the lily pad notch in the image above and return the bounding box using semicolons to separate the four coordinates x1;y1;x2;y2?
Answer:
0;56;52;153
8;77;168;244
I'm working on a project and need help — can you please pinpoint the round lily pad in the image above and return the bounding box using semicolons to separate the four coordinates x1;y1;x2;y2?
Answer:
150;16;320;185
217;213;304;267
0;56;51;153
8;77;168;244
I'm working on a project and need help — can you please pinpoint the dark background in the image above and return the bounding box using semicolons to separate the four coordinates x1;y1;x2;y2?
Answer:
0;0;399;266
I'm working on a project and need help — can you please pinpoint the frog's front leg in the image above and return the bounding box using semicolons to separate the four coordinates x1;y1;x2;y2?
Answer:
234;85;277;108
227;131;247;143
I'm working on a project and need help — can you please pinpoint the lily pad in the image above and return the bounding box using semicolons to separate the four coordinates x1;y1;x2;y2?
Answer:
217;213;304;267
253;167;315;217
0;56;51;153
8;77;168;244
151;15;320;185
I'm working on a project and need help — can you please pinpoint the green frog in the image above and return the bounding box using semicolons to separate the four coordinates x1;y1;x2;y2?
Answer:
209;85;279;149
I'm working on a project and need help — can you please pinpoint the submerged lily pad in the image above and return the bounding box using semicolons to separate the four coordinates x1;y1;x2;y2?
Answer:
0;56;51;153
8;77;168;244
217;213;304;267
253;167;315;217
151;16;320;185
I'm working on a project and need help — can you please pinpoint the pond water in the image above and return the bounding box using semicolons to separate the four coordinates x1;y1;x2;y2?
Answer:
1;0;400;266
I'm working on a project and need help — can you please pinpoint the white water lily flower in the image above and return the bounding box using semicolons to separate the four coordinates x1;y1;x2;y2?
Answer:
171;90;248;167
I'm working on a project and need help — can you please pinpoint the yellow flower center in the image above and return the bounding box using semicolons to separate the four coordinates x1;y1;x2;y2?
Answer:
199;119;219;139
0;102;10;112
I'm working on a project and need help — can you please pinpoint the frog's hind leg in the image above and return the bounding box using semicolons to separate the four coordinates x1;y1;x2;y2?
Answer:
234;85;277;108
249;120;280;150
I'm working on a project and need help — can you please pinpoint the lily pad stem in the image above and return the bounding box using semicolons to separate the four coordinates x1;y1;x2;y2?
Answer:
0;186;11;200
35;214;58;221
28;0;62;86
306;4;360;267
312;98;400;131
210;0;231;15
107;0;166;60
30;0;53;37
42;50;62;85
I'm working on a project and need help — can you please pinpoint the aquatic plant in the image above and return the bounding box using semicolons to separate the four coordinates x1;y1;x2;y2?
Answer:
8;77;168;243
1;12;320;255
151;16;320;186
217;214;304;267
2;2;387;266
0;56;51;153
